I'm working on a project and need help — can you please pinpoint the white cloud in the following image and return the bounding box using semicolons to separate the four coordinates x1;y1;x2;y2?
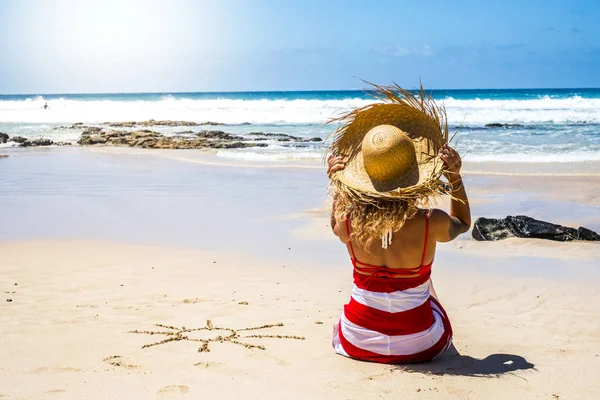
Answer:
377;44;434;57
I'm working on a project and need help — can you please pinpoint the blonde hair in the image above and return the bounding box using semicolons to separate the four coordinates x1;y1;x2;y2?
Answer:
331;180;433;249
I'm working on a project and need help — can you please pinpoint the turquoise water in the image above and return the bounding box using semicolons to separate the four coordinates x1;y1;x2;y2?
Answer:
1;88;600;162
2;88;600;101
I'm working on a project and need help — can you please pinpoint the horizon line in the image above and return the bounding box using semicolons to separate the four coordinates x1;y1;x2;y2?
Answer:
2;86;600;96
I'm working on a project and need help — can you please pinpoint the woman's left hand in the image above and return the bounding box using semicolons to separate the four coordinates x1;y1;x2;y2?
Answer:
327;155;346;179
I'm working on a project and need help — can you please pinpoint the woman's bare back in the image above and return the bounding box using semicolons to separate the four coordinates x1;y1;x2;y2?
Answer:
335;209;436;271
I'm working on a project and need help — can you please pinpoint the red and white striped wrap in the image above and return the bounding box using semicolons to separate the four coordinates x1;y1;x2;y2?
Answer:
332;269;453;364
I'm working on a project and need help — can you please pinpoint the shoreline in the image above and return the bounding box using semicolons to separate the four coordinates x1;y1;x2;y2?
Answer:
1;147;599;250
4;145;600;176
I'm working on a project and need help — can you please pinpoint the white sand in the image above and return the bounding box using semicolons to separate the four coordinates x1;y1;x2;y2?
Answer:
1;239;599;400
1;147;599;399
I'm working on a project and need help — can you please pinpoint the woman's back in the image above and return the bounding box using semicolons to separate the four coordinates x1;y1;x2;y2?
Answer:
336;209;436;273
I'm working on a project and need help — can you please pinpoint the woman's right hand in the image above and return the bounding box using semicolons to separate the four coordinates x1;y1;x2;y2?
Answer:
327;155;346;179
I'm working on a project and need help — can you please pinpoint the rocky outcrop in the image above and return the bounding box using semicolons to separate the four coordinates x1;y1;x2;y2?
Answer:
198;121;225;126
21;138;54;147
485;123;524;128
53;123;93;130
9;136;28;144
198;130;243;140
247;132;322;142
78;128;269;149
6;135;71;147
104;120;201;128
2;125;322;150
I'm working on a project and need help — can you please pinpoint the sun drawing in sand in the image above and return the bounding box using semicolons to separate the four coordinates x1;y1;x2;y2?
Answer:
130;320;305;353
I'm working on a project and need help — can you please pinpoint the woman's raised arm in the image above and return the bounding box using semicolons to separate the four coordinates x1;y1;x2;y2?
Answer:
432;145;471;242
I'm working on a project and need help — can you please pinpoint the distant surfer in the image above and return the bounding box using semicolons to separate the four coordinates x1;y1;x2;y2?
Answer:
42;102;49;110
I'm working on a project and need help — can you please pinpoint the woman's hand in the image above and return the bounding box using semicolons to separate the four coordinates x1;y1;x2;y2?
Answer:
327;155;346;179
438;144;462;180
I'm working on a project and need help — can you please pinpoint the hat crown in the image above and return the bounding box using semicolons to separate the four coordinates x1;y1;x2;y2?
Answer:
362;125;417;186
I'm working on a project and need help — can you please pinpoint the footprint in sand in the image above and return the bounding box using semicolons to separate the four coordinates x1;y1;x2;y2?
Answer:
193;361;223;369
157;385;189;396
182;298;212;304
103;355;139;369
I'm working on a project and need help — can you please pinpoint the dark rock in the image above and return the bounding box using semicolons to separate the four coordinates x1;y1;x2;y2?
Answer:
472;216;600;242
208;142;268;149
240;122;252;125
143;120;198;127
7;136;56;147
105;121;137;128
22;138;54;147
9;136;28;144
0;132;8;143
8;137;56;147
485;123;524;128
53;123;94;130
78;128;108;145
198;130;243;140
103;120;199;128
578;226;600;241
131;130;160;138
248;132;301;140
198;121;225;126
0;154;8;158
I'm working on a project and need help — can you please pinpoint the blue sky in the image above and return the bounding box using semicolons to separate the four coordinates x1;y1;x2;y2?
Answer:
0;0;598;93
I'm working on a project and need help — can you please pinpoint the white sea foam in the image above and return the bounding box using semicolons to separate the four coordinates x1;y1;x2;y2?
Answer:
0;97;370;124
466;151;600;163
216;149;323;161
2;95;600;125
442;96;600;125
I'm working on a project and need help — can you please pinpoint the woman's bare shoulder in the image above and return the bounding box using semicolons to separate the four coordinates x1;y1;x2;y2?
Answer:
333;214;349;244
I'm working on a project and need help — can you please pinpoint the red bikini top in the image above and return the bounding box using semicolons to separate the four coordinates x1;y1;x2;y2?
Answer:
345;211;433;279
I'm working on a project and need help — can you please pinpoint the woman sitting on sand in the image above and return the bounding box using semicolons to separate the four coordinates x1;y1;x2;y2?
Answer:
326;85;471;364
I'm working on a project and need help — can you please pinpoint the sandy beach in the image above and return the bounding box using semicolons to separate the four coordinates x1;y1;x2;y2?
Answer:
1;147;599;399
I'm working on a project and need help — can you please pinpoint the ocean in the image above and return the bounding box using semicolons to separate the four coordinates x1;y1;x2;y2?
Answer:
1;88;599;163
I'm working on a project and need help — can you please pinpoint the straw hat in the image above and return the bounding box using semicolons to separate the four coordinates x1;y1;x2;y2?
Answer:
329;83;449;200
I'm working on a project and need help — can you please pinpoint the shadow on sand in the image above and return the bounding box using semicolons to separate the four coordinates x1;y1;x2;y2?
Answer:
393;345;536;377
